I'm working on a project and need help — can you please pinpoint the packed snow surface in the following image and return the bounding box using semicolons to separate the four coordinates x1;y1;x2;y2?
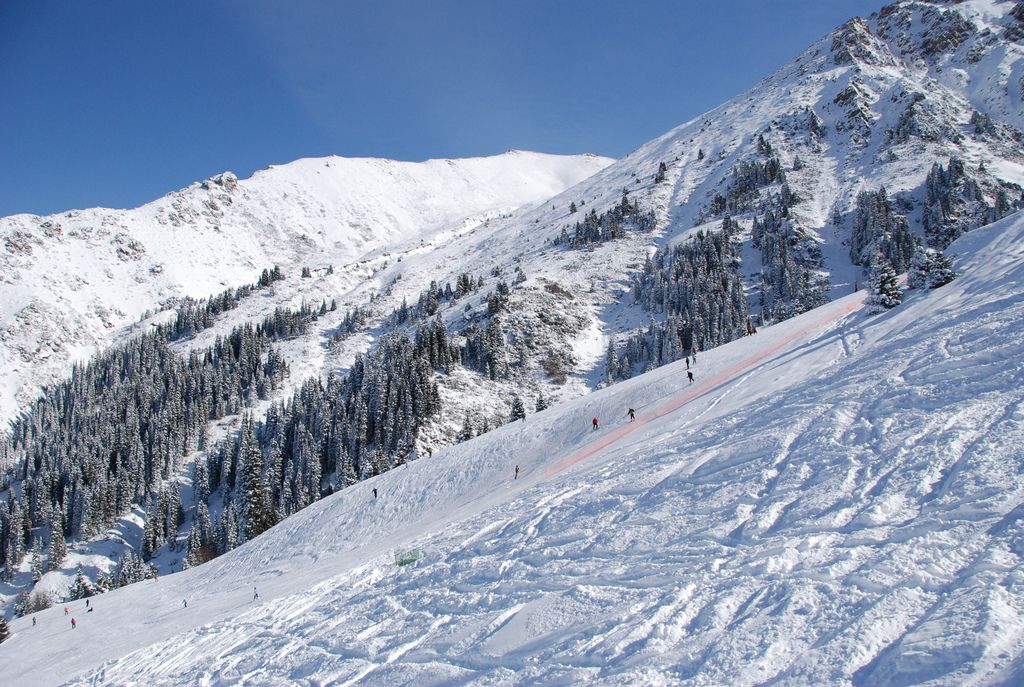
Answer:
4;209;1023;685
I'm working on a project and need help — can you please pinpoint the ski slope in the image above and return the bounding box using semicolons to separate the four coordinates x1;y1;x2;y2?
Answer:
4;211;1024;685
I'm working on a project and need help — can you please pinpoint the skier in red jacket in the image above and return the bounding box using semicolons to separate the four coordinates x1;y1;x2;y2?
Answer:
592;417;599;431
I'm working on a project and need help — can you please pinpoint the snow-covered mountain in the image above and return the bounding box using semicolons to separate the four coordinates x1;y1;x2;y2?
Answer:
5;206;1023;686
0;151;613;423
3;0;1024;678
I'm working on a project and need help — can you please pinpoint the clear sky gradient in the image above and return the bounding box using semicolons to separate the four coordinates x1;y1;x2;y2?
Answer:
1;0;884;217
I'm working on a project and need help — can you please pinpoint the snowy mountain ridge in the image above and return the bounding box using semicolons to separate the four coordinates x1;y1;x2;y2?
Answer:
0;150;613;424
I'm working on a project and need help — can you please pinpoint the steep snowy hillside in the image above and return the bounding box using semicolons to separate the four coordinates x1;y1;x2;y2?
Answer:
0;151;612;423
321;0;1024;445
4;206;1022;685
493;0;1024;318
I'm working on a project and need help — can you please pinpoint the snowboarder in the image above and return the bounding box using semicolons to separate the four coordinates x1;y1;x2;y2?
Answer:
87;607;93;613
627;408;636;422
372;487;378;499
687;370;694;384
71;618;76;629
514;465;520;480
592;417;599;431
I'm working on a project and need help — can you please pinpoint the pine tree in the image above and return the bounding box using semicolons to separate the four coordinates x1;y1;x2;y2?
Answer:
48;514;67;571
0;615;10;644
569;201;577;214
238;419;276;541
30;540;43;583
460;412;475;442
69;570;95;600
509;396;526;423
867;253;902;312
907;244;931;289
927;250;956;288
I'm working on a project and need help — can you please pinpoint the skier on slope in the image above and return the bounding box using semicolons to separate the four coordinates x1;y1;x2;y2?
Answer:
372;487;378;499
687;370;694;384
592;417;599;431
253;587;259;601
514;465;520;480
627;408;636;422
71;618;76;629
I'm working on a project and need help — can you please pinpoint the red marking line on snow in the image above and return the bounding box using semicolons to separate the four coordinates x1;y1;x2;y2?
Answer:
545;294;866;477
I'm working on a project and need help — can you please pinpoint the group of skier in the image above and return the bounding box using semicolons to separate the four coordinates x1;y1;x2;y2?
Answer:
512;355;699;480
60;601;94;630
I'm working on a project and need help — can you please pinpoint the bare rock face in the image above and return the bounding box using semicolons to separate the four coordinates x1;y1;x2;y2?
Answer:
831;17;898;67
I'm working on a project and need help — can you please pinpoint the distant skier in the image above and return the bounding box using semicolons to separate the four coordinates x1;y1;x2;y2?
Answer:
64;607;69;616
86;599;89;608
627;408;635;422
592;417;599;431
685;357;690;369
253;587;259;601
372;487;378;499
87;607;93;613
183;599;188;608
514;465;520;480
687;370;694;384
71;618;76;629
32;617;36;627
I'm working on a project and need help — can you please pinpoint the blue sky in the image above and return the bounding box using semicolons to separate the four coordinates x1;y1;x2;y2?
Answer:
1;0;883;216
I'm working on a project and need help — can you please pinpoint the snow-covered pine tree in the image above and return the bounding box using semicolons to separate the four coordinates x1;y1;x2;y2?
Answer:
867;252;902;312
30;540;43;583
927;250;956;288
238;418;276;541
48;513;67;571
68;570;95;600
907;244;932;289
850;187;915;272
509;396;526;422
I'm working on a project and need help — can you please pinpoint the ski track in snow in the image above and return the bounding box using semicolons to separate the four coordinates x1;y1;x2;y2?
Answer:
2;213;1022;686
